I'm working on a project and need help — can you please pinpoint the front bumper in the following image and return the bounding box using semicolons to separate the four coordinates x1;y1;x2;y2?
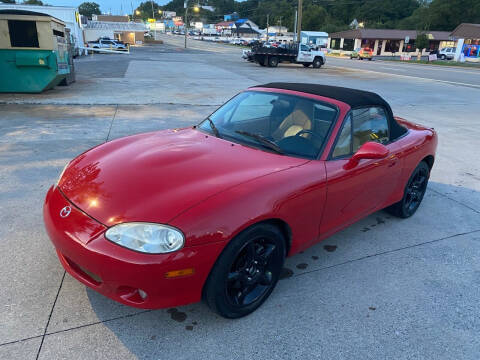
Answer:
43;185;226;309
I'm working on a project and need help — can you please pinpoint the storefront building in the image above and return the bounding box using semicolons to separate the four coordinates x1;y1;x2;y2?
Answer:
328;29;452;56
450;23;480;62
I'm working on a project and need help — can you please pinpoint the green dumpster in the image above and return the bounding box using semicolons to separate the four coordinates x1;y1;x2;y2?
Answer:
0;10;71;93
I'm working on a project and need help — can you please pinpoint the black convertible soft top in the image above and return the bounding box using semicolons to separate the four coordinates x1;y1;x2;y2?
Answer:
253;82;407;140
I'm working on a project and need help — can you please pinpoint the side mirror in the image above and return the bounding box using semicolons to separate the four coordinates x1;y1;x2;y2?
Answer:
344;142;389;170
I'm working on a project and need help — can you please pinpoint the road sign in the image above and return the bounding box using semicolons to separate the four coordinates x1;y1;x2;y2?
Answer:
405;36;410;44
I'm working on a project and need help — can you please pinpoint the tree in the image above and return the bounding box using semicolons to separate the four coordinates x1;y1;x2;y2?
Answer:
135;1;162;21
23;0;44;5
0;0;16;4
78;2;101;19
415;32;429;51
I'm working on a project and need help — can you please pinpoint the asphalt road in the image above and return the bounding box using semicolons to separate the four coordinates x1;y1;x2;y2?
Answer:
0;36;479;360
166;34;480;88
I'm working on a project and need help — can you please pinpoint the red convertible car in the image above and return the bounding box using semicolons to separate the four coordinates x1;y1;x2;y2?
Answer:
44;83;437;318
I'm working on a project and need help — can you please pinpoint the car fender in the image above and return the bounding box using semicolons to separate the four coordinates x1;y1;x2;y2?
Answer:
170;160;328;256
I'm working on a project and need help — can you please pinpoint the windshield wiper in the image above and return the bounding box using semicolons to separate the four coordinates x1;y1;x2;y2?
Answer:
205;117;221;138
235;130;284;154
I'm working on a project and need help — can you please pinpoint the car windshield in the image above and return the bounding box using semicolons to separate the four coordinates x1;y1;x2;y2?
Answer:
197;91;338;159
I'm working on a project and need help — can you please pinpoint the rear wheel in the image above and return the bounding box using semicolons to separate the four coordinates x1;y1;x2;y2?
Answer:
386;161;430;218
440;54;446;60
268;56;279;67
203;223;286;318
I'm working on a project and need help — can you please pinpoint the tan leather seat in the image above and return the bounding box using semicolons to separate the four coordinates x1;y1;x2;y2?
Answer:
272;102;312;141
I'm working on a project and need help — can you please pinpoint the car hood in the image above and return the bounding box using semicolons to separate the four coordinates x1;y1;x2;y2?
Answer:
59;128;307;226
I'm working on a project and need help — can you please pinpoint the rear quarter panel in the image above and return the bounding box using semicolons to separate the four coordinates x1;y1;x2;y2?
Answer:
388;117;438;203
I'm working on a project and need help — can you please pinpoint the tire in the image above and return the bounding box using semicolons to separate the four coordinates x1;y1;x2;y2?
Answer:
268;56;279;67
386;161;430;218
312;57;322;68
368;58;372;61
303;63;311;67
203;223;286;318
440;55;446;60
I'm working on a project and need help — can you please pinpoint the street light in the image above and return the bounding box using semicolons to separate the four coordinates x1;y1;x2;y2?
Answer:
184;2;200;48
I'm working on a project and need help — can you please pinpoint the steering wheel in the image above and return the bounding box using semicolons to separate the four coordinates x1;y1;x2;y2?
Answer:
295;129;324;141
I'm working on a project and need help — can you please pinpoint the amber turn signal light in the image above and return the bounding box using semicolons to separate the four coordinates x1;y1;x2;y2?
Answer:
165;268;195;278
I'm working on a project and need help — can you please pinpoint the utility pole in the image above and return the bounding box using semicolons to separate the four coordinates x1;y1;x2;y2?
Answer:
266;14;269;43
293;8;297;43
184;3;189;48
151;1;156;40
297;0;303;43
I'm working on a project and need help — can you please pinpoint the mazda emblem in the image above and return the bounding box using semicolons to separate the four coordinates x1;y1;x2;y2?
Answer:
60;206;72;218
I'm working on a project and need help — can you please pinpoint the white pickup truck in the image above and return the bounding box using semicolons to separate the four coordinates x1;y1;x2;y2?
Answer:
87;38;127;50
251;43;326;68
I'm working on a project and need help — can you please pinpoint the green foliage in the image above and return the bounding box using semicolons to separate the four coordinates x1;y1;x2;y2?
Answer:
0;0;16;3
415;32;429;50
23;0;43;4
400;0;480;31
135;1;163;21
78;2;101;19
156;0;479;32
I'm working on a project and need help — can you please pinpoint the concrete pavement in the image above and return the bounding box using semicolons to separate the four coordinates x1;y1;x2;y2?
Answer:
0;37;479;359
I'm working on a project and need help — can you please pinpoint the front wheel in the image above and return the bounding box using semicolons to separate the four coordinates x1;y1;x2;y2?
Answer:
312;57;323;68
203;224;286;318
386;161;430;218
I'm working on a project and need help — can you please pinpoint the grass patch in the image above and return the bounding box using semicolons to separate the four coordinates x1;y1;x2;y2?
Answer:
382;59;480;68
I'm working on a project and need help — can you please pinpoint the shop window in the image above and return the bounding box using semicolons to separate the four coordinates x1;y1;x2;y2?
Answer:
8;20;39;48
342;38;354;51
384;40;400;53
404;41;416;52
428;41;440;51
361;39;375;49
330;38;341;50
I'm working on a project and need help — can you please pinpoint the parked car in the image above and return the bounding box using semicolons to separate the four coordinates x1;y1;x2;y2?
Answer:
44;83;437;319
87;38;127;51
438;47;455;60
351;47;373;60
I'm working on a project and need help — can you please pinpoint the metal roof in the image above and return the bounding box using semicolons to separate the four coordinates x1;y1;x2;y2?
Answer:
84;21;147;32
450;23;480;39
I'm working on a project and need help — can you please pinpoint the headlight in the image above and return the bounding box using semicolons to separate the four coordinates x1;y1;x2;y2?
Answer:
105;223;185;254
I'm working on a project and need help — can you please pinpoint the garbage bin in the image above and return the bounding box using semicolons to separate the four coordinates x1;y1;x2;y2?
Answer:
0;10;72;93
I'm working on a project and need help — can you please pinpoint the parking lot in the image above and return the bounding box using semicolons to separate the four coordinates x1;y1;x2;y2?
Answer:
1;35;479;359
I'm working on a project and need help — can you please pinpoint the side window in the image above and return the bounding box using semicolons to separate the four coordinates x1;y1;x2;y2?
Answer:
352;107;389;153
332;115;352;158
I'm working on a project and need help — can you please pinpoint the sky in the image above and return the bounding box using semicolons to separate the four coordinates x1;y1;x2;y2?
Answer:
42;1;171;15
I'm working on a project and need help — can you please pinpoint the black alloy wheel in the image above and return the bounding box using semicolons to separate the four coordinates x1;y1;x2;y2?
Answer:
203;224;285;318
313;58;322;68
387;161;430;218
